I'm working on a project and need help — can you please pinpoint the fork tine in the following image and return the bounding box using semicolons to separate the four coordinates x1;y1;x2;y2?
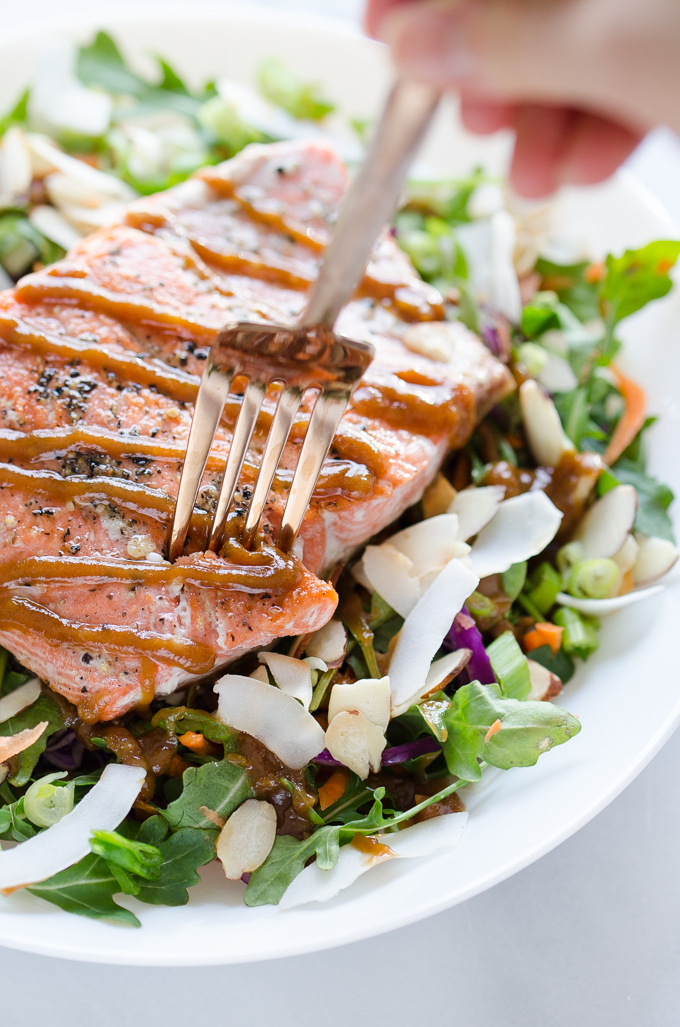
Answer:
168;368;232;563
277;387;351;554
241;385;302;551
208;378;266;553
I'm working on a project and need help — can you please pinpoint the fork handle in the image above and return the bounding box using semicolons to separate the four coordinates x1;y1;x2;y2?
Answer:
299;78;440;330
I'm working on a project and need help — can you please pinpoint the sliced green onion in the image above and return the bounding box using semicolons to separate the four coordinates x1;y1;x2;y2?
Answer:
553;607;599;660
486;630;531;701
502;562;527;601
556;541;585;583
567;558;620;599
526;561;562;614
466;591;496;621
24;772;75;828
516;343;549;377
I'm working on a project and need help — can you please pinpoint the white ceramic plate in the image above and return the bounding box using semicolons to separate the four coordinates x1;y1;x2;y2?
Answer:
0;7;679;966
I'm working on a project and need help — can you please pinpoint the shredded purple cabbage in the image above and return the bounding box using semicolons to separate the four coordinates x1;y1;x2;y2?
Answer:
444;607;496;685
380;737;441;765
314;736;441;769
241;872;252;885
43;729;86;772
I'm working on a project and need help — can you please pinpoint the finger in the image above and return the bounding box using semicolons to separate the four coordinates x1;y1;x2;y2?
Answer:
508;104;576;199
364;0;413;39
460;95;515;134
558;112;643;186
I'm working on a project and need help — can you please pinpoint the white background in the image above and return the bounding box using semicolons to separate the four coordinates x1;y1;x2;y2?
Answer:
2;1;680;1023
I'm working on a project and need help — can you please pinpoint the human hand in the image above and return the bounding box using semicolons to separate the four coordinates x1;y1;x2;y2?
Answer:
365;0;680;197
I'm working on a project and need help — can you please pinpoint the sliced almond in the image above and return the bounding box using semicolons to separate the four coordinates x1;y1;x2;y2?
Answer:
574;485;637;559
613;534;640;574
325;710;386;779
216;799;277;880
632;536;680;585
0;677;41;725
527;660;562;701
520;379;574;468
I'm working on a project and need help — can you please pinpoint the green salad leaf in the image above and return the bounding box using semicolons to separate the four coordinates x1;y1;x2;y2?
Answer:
602;241;680;326
607;458;675;542
257;57;334;121
535;258;601;323
135;818;217;907
151;706;237;749
442;681;581;781
162;760;252;831
486;631;531;701
28;854;141;927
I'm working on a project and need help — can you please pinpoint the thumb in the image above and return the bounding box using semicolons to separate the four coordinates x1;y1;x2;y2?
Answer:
378;0;656;132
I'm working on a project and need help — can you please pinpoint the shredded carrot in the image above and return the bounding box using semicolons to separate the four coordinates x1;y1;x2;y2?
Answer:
484;719;502;743
523;622;564;656
604;366;646;466
318;768;350;811
584;262;606;283
178;730;214;756
167;755;191;778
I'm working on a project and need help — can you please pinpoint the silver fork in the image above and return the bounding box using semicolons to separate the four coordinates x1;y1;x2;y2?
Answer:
168;79;440;562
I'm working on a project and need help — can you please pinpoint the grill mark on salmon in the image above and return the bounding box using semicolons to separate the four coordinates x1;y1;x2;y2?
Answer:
0;139;512;720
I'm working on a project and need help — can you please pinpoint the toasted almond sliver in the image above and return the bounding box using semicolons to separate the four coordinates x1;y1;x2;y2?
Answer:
217;799;277;880
0;722;49;763
325;709;385;779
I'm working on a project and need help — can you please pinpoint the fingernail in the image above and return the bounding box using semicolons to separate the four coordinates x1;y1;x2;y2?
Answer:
380;3;477;83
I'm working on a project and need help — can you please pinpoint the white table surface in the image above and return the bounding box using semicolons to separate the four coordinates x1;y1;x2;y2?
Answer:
2;2;680;1024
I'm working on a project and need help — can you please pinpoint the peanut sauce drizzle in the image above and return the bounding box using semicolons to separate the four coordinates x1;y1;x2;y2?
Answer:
350;834;395;861
0;315;200;404
0;595;216;674
13;277;218;343
0;553;301;595
0;461;194;525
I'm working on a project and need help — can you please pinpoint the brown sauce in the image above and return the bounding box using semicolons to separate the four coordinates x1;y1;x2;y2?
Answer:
0;595;216;674
350;834;395;860
14;277;217;344
351;378;476;446
545;451;603;539
0;315;201;404
0;461;187;524
0;550;301;596
232;732;315;840
189;237;315;291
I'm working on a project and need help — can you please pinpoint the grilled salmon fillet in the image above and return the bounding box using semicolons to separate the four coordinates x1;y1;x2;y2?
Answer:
0;139;512;721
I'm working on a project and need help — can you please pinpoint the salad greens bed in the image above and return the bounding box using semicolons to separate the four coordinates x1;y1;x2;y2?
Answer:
0;32;678;923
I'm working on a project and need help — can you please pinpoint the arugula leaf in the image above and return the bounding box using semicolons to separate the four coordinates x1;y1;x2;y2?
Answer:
442;681;581;780
77;31;146;97
28;853;140;927
0;690;64;786
486;631;531;701
134;825;217;907
91;829;163;889
0;796;36;841
608;458;675;542
151;706;237;749
320;772;373;824
529;644;576;683
0;88;29;136
257;58;334;121
245;828;340;907
156;58;189;95
535;258;601;322
602;241;680;326
521;296;560;338
163;760;252;830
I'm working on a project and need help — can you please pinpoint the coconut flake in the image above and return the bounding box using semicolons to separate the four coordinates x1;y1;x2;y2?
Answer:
279;812;468;910
216;799;277;880
449;486;506;541
214;675;325;769
325;710;386;778
391;648;472;717
537;351;578;393
305;619;347;666
0;678;41;725
27;135;133;201
389;514;461;574
328;677;391;732
469;491;562;579
389;559;479;711
361;543;420;618
29;205;82;249
0;722;48;764
0;127;32;203
0;763;146;890
258;652;313;710
555;586;664;616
